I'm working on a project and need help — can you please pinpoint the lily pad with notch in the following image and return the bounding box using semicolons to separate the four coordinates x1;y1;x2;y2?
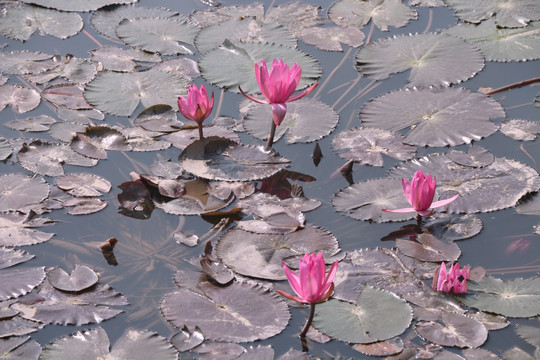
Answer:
396;233;461;262
133;105;183;133
448;145;494;168
41;83;92;110
162;281;289;343
0;174;49;212
48;265;99;292
179;137;290;182
360;87;503;147
56;173;111;197
170;326;204;352
0;211;55;247
355;33;484;88
70;126;131;160
6;116;55;133
164;126;240;151
0;248;46;301
0;51;56;75
0;85;40;114
90;46;161;72
300;26;365;51
313;286;413;344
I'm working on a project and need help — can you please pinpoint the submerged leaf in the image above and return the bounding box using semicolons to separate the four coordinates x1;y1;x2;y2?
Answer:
360;87;503;147
500;119;540;141
313;287;413;343
355;33;484;87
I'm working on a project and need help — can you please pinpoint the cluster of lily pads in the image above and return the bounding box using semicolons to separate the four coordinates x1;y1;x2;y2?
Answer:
1;0;540;359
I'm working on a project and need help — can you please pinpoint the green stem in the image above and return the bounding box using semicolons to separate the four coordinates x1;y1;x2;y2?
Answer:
266;120;276;150
299;303;316;338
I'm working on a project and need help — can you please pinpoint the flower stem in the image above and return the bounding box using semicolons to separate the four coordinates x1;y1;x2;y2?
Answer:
198;124;204;140
299;303;316;338
266;120;276;150
485;77;540;95
416;214;422;227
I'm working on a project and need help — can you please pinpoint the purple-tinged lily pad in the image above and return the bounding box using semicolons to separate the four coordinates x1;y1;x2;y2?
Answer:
313;286;413;343
25;55;97;84
17;140;98;177
189;3;264;28
151;58;200;81
0;174;49;212
423;214;483;242
164;126;240;151
517;323;540;348
63;197;108;215
0;137;11;161
117;179;154;219
352;337;404;357
242;98;338;144
396;233;461;262
332;127;416;167
237;345;274;360
500;119;540;141
209;181;255;201
179;137;290;182
415;311;488;348
90;46;161;72
355;33;483;88
448;145;494;168
41;83;92;110
40;327;177;360
48;265;99;292
56;107;104;124
0;266;46;301
162;281;289;342
462;348;501;360
12;280;128;326
360;88;502;147
300;26;365;51
133;105;183;133
0;51;55;75
170;326;204;352
0;248;34;269
0;85;40;113
5;115;56;132
56;173;111;197
70;126;131;160
0;212;55;247
0;335;41;359
215;224;340;280
192;342;245;360
263;2;322;36
19;0;138;12
0;312;43;338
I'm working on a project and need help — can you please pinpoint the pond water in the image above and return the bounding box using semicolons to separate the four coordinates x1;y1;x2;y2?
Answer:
1;0;540;359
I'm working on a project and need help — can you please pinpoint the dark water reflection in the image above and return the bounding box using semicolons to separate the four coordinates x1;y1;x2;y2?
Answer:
1;0;539;358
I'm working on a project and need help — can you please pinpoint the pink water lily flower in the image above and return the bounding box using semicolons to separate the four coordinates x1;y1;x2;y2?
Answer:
276;252;338;304
240;59;318;127
383;170;459;216
432;262;470;294
177;84;214;139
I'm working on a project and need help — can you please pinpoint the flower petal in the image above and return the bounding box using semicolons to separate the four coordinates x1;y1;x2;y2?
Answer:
430;193;459;209
271;103;287;126
287;82;318;102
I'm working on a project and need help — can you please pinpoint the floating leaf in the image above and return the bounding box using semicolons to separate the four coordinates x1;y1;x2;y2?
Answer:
41;83;92;110
0;248;34;269
396;233;461;262
70;126;131;160
242;98;339;144
409;0;444;6
162;281;289;342
190;3;264;28
0;336;41;360
90;46;161;72
199;41;320;93
170;326;204;352
388;153;540;214
179;137;290;182
0;174;49;212
446;19;540;62
63;197;108;215
313;286;413;343
352;337;404;357
13;280;127;326
355;33;484;87
26;55;97;84
415;311;488;348
444;0;540;28
19;0;138;12
0;212;54;247
56;173;111;197
0;85;40;114
461;277;540;317
263;2;322;36
117;179;154;219
0;315;43;339
504;347;535;360
215;224;340;280
360;88;503;147
84;69;188;116
150;58;200;81
48;265;99;292
195;18;296;54
56;107;104;124
5;115;56;132
328;0;418;31
133;105;183;132
0;51;55;74
332;127;416;167
17;140;98;177
0;5;82;41
90;5;182;41
447;145;495;168
192;342;245;360
164;126;240;151
500;119;540;141
116;17;199;55
0;137;11;161
0;266;46;301
40;327;177;360
422;214;483;242
300;26;365;51
517;323;540;348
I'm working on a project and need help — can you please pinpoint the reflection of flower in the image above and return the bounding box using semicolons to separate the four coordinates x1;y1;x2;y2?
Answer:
433;262;470;294
177;84;214;139
276;253;338;304
383;170;459;216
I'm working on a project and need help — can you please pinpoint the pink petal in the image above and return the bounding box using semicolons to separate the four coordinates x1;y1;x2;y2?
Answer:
287;82;319;102
430;193;459;209
271;103;287;126
238;86;268;105
401;178;412;204
282;262;303;298
275;289;306;303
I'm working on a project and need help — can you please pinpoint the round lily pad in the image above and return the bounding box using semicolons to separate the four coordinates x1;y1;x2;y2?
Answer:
48;265;99;292
313;286;413;344
0;173;49;212
396;233;461;262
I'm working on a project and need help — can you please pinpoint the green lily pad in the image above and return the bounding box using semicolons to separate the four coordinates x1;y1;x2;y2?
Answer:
199;40;320;93
516;322;540;348
84;69;188;116
461;277;540;317
313;286;413;343
195;18;296;54
116;17;199;55
90;46;161;72
444;0;540;28
355;33;484;87
242;98;339;144
329;0;417;31
360;87;503;147
300;26;365;51
0;5;83;41
25;55;97;84
446;19;540;62
178;137;290;182
263;2;322;36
